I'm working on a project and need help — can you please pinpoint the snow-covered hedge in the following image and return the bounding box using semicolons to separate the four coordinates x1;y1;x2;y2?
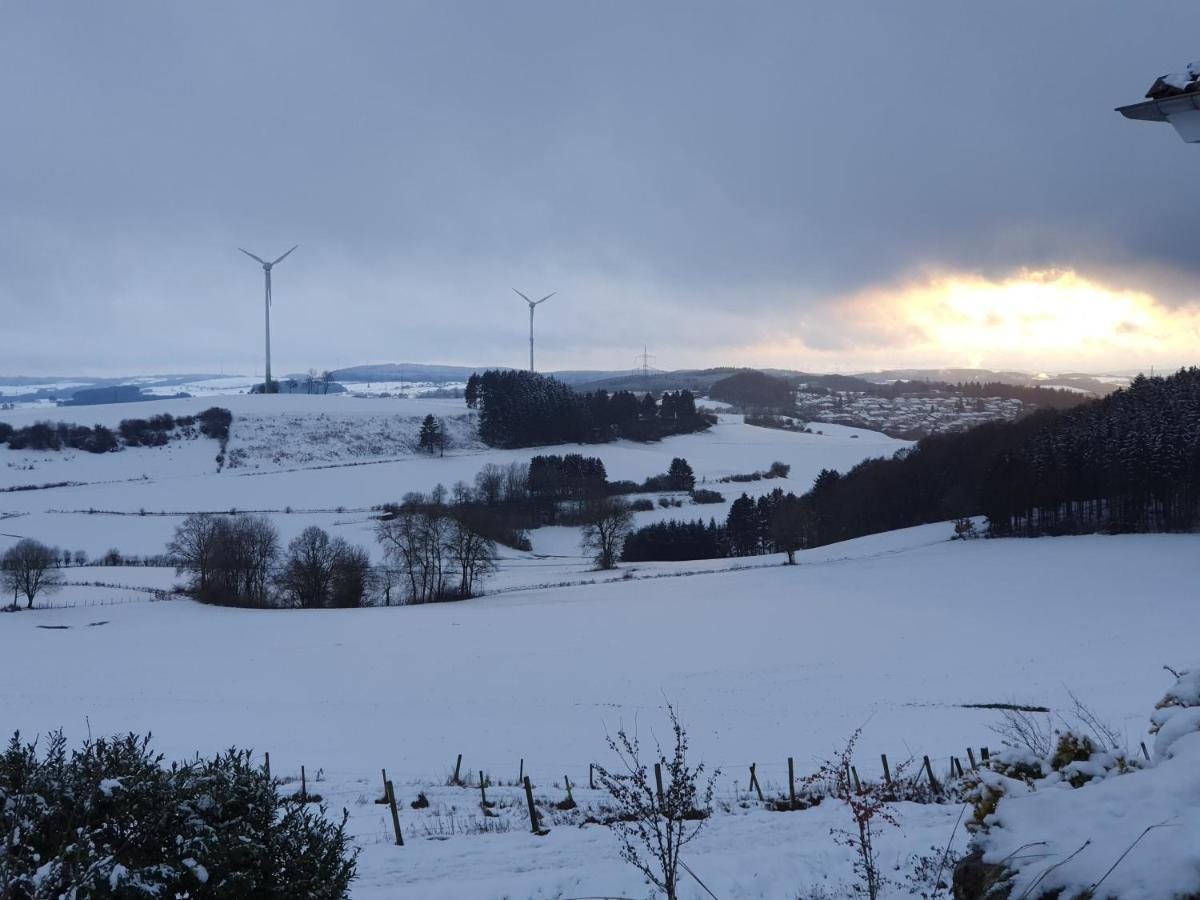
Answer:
956;666;1200;899
0;731;357;899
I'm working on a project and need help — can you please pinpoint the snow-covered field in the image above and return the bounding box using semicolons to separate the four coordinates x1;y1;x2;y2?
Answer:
2;527;1197;897
1;393;1196;897
0;394;900;575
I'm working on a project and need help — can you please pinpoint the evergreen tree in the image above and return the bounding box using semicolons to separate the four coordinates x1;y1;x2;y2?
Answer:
667;457;695;491
418;414;441;454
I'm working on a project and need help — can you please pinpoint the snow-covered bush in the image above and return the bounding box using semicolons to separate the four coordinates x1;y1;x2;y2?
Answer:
0;731;357;899
951;517;979;539
1150;664;1200;760
955;667;1200;900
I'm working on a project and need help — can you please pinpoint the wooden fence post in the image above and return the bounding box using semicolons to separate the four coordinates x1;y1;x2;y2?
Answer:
749;763;764;802
377;768;390;804
453;754;463;786
980;746;990;763
523;776;540;833
922;756;941;793
564;774;574;804
850;766;862;793
788;757;796;809
880;753;891;785
1140;742;1150;761
385;780;404;846
480;771;488;806
589;763;594;790
519;758;524;784
301;765;307;802
654;763;665;810
967;748;978;770
264;751;271;780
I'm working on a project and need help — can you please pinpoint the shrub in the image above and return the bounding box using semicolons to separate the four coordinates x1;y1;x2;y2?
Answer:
1150;664;1200;759
607;479;641;495
690;488;724;504
629;498;655;512
802;729;901;900
197;406;233;441
0;731;357;899
593;703;716;900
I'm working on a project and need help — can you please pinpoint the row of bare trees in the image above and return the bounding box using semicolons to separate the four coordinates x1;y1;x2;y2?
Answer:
168;515;371;608
375;500;499;604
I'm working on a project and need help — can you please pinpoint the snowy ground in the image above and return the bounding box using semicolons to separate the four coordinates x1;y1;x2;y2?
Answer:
1;393;1195;897
0;394;901;576
1;528;1195;898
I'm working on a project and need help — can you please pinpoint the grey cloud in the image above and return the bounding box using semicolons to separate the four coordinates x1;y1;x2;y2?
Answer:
1;0;1197;375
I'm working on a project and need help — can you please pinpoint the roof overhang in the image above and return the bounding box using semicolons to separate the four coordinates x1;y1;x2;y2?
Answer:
1117;94;1200;141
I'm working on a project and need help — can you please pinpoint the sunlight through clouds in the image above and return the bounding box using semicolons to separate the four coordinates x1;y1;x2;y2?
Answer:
748;270;1200;372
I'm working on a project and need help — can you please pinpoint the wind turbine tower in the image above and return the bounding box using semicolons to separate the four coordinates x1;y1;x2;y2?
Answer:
512;288;556;372
239;245;298;392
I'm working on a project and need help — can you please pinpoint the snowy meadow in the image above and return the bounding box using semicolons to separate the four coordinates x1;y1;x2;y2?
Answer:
0;393;1196;898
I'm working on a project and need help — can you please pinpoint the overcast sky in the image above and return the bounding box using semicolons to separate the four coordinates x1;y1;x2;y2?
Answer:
4;1;1200;377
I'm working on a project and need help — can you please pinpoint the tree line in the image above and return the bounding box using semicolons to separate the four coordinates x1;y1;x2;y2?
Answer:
0;407;231;454
465;370;713;448
168;514;376;609
621;487;809;564
796;367;1200;546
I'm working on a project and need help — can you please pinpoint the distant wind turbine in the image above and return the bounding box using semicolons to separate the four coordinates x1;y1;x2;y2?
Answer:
239;245;298;392
512;288;556;372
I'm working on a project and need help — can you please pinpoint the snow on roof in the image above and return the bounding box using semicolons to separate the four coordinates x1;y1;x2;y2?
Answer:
1146;59;1200;98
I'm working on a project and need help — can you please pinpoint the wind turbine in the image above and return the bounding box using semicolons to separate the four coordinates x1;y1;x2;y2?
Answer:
239;245;298;392
512;288;556;372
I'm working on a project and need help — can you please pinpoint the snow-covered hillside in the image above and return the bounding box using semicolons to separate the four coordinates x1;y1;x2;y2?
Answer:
0;394;902;571
1;528;1196;898
3;393;1194;898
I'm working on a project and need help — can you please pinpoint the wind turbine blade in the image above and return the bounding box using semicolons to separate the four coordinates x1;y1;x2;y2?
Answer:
533;291;556;306
271;244;299;266
512;288;533;305
239;248;267;265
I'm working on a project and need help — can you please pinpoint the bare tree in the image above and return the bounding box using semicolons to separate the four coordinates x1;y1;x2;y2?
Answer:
580;497;634;570
2;539;63;610
502;461;529;505
474;464;506;506
593;703;716;900
376;509;451;603
444;515;498;599
171;514;279;607
278;526;336;608
372;564;399;606
167;514;223;595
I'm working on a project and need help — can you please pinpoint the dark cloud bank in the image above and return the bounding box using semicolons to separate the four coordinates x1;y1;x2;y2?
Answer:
1;1;1196;375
